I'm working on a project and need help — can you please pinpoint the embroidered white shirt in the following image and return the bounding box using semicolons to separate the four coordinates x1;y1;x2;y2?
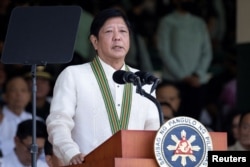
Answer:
46;58;160;164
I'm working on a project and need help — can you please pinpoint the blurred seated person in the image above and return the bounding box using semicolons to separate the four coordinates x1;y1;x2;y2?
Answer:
25;66;53;121
2;75;32;122
0;100;17;157
44;140;64;167
1;119;48;167
1;75;33;155
228;111;250;151
226;112;241;146
156;80;181;115
230;113;241;142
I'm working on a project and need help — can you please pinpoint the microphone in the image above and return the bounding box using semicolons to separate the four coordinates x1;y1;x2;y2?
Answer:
113;70;140;85
135;71;160;93
135;71;159;84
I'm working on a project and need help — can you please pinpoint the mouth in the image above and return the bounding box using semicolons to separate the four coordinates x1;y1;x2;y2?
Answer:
112;45;123;48
112;45;124;51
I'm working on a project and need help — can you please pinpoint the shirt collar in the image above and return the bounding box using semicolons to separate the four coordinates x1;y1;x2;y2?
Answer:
3;105;26;121
97;56;126;76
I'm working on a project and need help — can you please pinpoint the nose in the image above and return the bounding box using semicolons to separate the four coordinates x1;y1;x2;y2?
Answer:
113;30;121;41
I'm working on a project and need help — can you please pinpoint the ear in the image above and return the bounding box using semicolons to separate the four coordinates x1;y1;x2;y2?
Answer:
90;35;98;50
14;136;19;146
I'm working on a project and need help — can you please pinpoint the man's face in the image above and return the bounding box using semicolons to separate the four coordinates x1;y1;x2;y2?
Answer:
90;17;130;63
231;114;241;140
156;85;181;112
27;77;51;99
15;136;45;166
239;113;250;150
4;77;31;115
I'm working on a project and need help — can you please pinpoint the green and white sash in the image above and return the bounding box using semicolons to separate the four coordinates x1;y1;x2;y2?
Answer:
90;57;133;134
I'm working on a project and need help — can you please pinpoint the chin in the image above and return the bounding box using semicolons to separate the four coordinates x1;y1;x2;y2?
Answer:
112;54;126;59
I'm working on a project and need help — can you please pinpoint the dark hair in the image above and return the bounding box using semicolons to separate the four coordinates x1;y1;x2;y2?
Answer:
90;8;131;38
239;111;250;127
156;80;180;97
3;75;27;93
16;119;47;140
44;140;53;155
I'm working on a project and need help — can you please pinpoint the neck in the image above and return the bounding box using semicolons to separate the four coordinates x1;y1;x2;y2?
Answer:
7;106;23;116
98;56;124;70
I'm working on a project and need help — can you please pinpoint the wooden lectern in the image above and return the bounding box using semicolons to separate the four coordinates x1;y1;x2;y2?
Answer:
64;130;227;167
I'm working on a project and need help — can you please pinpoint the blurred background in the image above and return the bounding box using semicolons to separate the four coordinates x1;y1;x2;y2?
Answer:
2;0;249;147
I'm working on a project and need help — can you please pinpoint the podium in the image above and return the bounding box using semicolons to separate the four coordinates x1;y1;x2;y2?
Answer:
64;130;227;167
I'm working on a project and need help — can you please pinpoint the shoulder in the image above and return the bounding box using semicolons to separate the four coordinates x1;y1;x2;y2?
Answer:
55;63;96;87
37;159;49;167
228;141;246;151
2;151;19;166
58;63;91;77
158;13;175;25
22;111;32;117
63;63;91;71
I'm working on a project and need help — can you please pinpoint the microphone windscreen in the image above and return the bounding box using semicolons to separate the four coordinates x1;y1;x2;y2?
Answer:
135;71;152;84
135;71;148;78
113;70;127;84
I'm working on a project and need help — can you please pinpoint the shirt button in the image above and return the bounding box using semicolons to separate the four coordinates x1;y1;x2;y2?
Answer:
118;104;120;107
117;85;120;88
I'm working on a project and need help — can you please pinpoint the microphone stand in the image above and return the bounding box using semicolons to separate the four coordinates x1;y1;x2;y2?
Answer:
135;82;164;126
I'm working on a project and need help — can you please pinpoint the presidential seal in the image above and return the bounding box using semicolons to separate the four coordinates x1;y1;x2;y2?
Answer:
154;116;213;167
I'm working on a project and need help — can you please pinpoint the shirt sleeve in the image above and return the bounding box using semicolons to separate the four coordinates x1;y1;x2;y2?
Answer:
46;67;80;165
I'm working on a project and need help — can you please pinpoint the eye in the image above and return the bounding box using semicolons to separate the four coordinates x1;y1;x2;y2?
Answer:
120;29;128;33
105;30;112;33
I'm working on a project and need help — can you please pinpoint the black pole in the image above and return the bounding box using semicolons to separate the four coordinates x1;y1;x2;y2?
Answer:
0;7;82;166
31;64;38;167
136;83;164;126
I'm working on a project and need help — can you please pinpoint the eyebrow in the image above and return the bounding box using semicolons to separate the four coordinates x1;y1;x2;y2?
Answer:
104;24;128;29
